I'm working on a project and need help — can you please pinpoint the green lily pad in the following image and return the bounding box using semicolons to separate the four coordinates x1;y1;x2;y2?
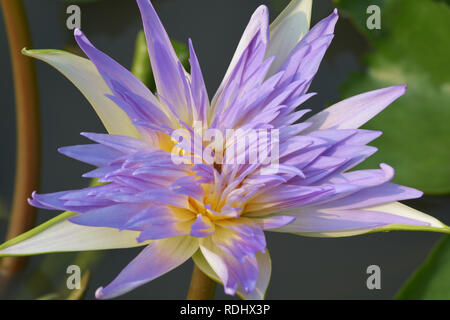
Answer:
396;235;450;299
335;0;450;194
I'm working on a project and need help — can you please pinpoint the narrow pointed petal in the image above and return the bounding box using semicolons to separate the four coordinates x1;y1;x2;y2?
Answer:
212;5;269;112
306;85;407;131
96;236;198;299
219;5;269;87
106;79;173;128
265;0;312;77
270;10;337;94
319;182;422;210
0;212;148;256
80;132;149;153
58;144;122;167
299;8;338;43
73;29;159;106
188;39;209;122
22;49;139;138
137;0;190;121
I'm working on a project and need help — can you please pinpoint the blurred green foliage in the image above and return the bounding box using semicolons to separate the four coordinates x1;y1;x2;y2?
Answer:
35;270;91;300
396;235;450;299
335;0;450;194
20;251;101;299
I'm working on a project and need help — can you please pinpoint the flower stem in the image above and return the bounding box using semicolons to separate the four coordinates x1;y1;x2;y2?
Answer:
0;0;40;277
186;264;216;300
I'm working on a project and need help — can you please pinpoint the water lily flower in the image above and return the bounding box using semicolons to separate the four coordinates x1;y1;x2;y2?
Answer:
1;0;448;300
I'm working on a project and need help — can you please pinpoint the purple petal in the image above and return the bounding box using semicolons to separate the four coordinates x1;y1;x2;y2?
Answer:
171;176;204;202
213;219;266;262
271;10;338;95
251;215;296;230
276;207;429;235
212;5;269;116
306;85;407;131
137;222;190;241
301;9;338;43
73;28;160;107
58;144;122;167
106;79;172;127
80;132;149;153
319;182;423;210
96;236;198;299
188;39;209;122
28;189;113;212
199;240;259;295
137;0;191;122
190;214;215;238
69;203;146;229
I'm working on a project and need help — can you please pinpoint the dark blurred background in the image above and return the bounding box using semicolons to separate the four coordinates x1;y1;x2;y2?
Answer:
0;0;448;299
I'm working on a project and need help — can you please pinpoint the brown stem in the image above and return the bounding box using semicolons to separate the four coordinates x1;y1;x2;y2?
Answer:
0;0;40;277
186;264;216;300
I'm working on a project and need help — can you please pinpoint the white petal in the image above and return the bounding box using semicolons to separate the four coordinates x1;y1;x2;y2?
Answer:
0;212;148;256
193;244;271;300
198;244;230;287
366;202;448;230
272;202;449;238
241;250;271;300
265;0;312;77
22;49;140;138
